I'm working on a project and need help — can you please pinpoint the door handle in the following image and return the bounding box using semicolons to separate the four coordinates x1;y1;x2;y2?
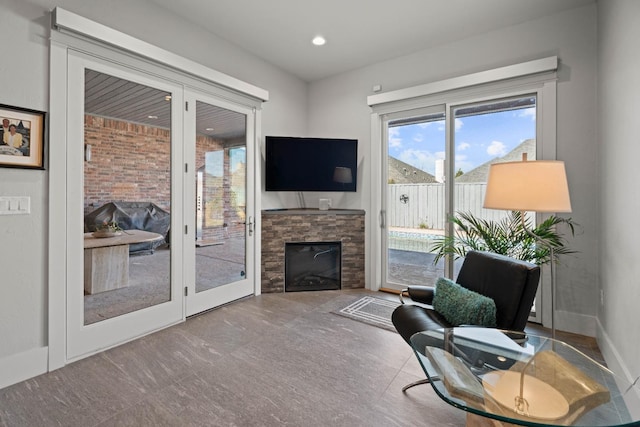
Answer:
247;216;254;236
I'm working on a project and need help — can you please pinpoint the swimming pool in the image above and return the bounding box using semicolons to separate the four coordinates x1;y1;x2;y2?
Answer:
388;230;441;253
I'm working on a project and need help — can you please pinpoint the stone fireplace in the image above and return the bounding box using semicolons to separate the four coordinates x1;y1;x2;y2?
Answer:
261;209;365;293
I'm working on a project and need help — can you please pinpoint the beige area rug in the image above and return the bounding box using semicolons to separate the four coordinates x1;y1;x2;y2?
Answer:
333;295;400;332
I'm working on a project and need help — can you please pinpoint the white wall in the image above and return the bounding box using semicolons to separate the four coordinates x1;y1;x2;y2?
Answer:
0;0;51;364
0;0;306;384
307;5;600;336
597;0;640;396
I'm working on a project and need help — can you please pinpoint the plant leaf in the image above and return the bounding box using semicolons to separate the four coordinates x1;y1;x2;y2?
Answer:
430;211;579;265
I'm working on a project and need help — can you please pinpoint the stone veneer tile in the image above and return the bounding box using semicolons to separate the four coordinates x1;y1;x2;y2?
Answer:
261;210;365;293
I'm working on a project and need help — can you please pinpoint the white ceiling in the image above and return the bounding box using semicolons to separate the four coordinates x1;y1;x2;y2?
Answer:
148;0;593;82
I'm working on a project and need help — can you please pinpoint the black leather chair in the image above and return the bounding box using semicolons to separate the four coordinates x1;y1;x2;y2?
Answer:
392;251;540;390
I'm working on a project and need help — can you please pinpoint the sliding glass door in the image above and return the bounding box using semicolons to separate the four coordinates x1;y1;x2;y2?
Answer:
383;107;447;289
381;94;541;321
450;95;539;319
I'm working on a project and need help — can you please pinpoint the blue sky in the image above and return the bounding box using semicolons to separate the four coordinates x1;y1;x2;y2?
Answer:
389;107;536;175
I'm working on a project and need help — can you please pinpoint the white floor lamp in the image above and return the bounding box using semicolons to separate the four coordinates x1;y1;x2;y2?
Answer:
483;160;572;340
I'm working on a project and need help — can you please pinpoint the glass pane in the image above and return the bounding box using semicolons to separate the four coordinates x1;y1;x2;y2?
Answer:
83;69;172;325
452;95;537;308
195;101;247;292
452;95;537;231
386;111;446;286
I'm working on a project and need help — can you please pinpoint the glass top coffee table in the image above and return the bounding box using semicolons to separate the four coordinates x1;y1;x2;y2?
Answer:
410;327;640;426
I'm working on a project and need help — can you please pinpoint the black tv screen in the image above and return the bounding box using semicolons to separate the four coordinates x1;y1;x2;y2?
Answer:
265;136;357;192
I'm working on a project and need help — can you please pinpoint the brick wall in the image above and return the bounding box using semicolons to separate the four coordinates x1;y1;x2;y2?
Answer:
261;210;365;293
84;115;245;240
84;115;171;213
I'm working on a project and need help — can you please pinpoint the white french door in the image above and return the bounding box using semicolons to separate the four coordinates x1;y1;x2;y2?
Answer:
50;10;266;369
65;55;260;359
66;51;184;360
183;90;255;316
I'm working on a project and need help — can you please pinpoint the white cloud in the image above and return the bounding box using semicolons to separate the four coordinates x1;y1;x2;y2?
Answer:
487;140;507;157
398;149;443;174
388;127;402;148
417;122;432;129
457;142;471;151
456;154;468;162
519;107;536;121
413;133;424;143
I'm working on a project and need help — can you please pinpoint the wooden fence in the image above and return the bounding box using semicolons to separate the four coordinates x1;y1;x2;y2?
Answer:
387;183;510;230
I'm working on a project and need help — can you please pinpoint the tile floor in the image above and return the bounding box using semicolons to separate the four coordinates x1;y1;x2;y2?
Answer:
0;289;601;427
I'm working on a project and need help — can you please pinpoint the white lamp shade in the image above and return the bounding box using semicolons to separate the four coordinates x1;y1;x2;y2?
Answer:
333;166;353;184
484;161;572;213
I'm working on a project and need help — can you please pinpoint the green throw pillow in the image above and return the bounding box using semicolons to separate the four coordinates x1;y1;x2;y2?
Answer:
432;277;497;327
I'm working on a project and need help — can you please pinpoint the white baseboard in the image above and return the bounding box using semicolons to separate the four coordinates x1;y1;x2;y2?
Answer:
597;320;640;420
552;314;640;418
0;346;48;390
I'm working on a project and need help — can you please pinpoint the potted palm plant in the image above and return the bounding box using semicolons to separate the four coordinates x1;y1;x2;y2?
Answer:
431;211;577;265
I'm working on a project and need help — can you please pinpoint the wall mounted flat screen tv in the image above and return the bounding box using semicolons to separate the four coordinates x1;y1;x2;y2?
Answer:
265;136;357;192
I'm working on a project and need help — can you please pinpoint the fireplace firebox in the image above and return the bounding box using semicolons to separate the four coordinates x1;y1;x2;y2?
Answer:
285;242;341;292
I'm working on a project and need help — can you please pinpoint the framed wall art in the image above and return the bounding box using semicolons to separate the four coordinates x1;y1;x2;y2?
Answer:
0;104;46;169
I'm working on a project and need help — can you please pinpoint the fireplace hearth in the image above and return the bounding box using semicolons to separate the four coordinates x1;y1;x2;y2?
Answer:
285;242;341;292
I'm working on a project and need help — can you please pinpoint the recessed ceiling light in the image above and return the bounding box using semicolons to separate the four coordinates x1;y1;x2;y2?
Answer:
205;127;214;131
312;35;326;46
148;115;158;119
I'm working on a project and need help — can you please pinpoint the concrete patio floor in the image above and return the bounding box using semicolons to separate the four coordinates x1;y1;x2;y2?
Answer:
84;239;246;324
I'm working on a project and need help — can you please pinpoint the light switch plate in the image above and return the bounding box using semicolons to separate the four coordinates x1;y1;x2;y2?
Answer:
0;196;30;215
